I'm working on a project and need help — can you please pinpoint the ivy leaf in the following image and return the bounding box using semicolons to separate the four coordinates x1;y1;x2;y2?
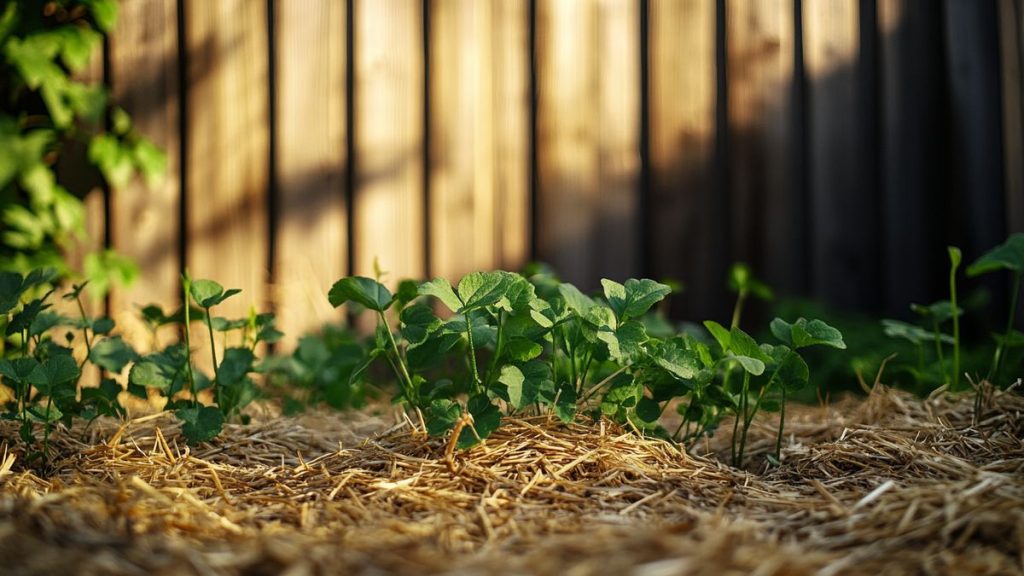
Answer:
770;318;846;350
457;395;501;448
189;279;241;308
328;276;393;312
418;278;463;313
400;303;441;346
176;406;224;444
89;336;138;374
967;233;1024;276
601;278;672;322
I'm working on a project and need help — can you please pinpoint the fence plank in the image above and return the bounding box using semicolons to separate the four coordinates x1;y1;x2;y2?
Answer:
726;0;799;296
108;0;180;346
273;0;348;346
999;0;1024;235
649;0;722;318
353;0;425;284
878;0;944;314
803;1;878;310
537;0;640;289
184;0;270;347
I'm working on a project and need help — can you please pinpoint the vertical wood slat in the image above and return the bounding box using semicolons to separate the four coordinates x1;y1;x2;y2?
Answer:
878;0;944;314
803;1;878;310
273;0;348;345
184;0;269;358
649;0;722;318
353;0;425;284
726;0;798;295
999;0;1024;235
428;0;531;282
536;0;640;288
108;0;181;346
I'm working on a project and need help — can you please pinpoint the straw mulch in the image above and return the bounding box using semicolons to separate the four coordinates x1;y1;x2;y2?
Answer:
0;382;1021;576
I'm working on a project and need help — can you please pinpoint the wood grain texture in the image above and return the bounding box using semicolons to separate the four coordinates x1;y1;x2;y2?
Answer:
353;0;425;285
803;0;878;310
726;0;798;296
108;0;180;343
429;0;529;283
649;0;722;318
536;0;640;289
273;0;348;346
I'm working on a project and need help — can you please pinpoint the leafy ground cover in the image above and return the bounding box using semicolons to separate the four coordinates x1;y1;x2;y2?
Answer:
0;382;1020;575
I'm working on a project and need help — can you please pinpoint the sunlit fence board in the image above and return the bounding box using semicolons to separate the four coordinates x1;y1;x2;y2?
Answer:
273;0;348;345
353;0;425;285
536;0;640;288
648;0;721;319
108;0;181;342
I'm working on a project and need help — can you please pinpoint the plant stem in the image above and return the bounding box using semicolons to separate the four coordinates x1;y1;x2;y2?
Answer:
41;394;54;458
204;307;220;405
949;254;961;390
74;295;93;363
731;289;747;329
380;311;416;404
464;310;481;394
989;271;1022;383
733;372;750;467
483;310;505;388
182;276;197;407
580;365;629;404
775;387;786;460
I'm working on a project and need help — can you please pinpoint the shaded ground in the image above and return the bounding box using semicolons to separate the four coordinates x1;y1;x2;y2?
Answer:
0;383;1022;576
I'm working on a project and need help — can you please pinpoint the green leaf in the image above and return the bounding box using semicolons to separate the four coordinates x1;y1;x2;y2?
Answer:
635;397;662;424
728;327;772;362
418;277;463;313
770;318;846;350
775;351;809;393
407;331;461;371
704;320;731;353
558;283;596;317
176;406;224;444
400;303;441;346
457;395;501;448
882;319;954;346
85;0;119;32
28;403;63;423
0;357;40;385
0;271;24;314
89;336;138;374
967;233;1024;276
910;301;962;324
993;329;1024;348
328;276;393;312
499;361;549;410
504;338;543;362
597;320;648;364
7;296;51;336
217;347;255;387
540;380;577;423
730;355;766;376
457;271;512;312
728;263;773;300
652;339;701;380
426;398;461;437
495;274;536;313
29;354;80;395
948;246;962;270
602;278;672;322
189;279;241;308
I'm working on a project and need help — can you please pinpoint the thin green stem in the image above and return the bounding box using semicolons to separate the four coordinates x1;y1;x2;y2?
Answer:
74;295;93;363
204;307;220;405
380;311;417;404
483;310;505;388
775;387;786;460
464;310;481;394
950;281;961;391
733;372;751;467
182;276;197;407
989;271;1022;383
931;320;945;381
580;365;630;404
731;290;747;329
41;394;54;458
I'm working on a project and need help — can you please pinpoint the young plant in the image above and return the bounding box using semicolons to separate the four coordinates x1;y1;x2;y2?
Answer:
966;233;1024;384
948;247;963;390
727;263;773;329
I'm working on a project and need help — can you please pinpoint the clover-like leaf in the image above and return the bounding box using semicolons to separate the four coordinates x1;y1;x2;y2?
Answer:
328;276;393;312
189;279;241;308
418;277;463;313
176;406;224;444
601;278;671;322
967;233;1024;276
770;317;846;350
457;395;501;448
89;336;138;374
882;319;953;346
426;398;461;437
400;303;441;346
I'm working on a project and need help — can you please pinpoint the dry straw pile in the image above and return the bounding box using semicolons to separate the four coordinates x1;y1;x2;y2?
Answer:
0;383;1021;576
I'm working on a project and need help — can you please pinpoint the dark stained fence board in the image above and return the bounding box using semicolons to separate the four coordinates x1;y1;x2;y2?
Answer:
878;0;945;314
803;0;879;310
999;0;1024;235
649;0;723;319
108;0;181;345
184;0;270;358
726;0;799;296
273;0;348;346
537;0;640;289
353;0;425;284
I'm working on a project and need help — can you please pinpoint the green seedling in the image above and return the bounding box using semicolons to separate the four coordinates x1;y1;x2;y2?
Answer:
727;263;773;329
948;247;963;390
967;233;1024;384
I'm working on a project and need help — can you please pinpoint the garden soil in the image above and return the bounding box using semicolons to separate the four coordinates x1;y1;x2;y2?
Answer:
0;382;1021;576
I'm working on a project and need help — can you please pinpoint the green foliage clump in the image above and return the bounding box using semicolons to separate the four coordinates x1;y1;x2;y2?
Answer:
0;0;164;298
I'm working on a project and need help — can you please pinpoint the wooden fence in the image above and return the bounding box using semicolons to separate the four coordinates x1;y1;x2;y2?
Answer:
86;0;1023;344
